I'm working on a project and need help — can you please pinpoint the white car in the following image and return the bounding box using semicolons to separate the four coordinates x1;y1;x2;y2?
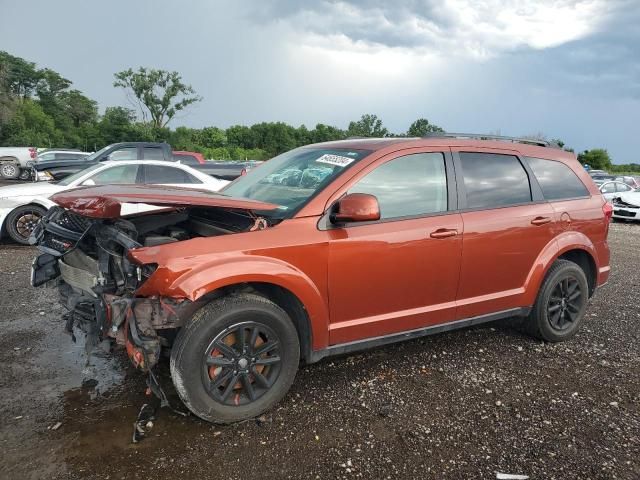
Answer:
599;181;635;202
0;160;229;244
612;190;640;222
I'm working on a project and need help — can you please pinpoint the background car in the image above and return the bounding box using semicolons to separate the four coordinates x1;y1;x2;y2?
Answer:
612;189;640;221
0;147;38;179
0;160;229;244
599;180;635;202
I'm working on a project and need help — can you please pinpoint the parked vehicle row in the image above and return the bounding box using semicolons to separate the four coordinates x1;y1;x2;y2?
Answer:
30;142;258;182
0;160;229;244
31;134;611;424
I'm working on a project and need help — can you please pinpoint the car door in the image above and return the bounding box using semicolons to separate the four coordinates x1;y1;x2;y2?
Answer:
82;163;142;215
326;149;463;345
138;164;205;213
600;182;617;201
452;149;558;319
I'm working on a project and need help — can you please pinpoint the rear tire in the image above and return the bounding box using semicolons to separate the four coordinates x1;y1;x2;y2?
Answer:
525;259;589;342
1;162;21;179
170;293;300;424
6;205;47;245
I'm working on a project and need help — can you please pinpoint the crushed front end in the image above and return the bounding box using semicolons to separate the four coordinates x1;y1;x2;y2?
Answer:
30;206;195;371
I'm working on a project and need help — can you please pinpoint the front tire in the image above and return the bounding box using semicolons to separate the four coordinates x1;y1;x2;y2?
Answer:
170;293;300;423
525;259;589;342
6;205;47;245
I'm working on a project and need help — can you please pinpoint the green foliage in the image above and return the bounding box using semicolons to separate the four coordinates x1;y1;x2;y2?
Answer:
113;67;202;128
578;148;613;170
407;118;444;137
347;114;389;137
0;51;41;99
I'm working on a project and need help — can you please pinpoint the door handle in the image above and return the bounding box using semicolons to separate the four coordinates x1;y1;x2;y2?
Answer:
531;216;552;226
430;228;458;239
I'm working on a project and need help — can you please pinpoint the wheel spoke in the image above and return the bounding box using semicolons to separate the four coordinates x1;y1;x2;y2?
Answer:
254;340;278;356
548;303;562;313
568;291;581;302
566;302;580;314
249;327;260;353
237;326;246;352
550;309;562;328
567;280;579;295
220;373;240;401
241;373;256;401
215;340;238;359
252;367;271;388
211;368;234;389
255;355;280;366
206;356;234;367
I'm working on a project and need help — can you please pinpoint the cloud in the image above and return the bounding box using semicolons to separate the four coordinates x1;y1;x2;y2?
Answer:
252;0;614;58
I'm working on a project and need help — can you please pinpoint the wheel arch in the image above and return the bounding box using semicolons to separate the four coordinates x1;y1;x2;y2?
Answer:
138;255;330;354
524;232;599;305
197;282;315;363
0;156;20;164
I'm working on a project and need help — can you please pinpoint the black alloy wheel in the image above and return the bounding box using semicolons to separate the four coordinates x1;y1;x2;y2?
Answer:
202;321;282;406
546;276;584;330
525;259;589;342
170;293;299;423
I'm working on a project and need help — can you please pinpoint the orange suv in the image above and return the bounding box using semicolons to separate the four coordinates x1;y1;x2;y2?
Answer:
31;134;612;423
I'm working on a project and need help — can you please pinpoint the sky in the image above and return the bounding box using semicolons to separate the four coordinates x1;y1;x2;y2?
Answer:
1;0;638;162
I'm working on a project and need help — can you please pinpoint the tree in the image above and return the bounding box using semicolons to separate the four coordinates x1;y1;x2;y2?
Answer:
577;149;612;170
0;51;41;99
308;123;345;143
60;90;98;127
113;67;202;128
347;114;389;137
407;118;444;137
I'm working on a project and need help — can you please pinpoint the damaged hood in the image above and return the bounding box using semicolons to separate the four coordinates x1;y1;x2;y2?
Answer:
617;191;640;207
50;184;279;218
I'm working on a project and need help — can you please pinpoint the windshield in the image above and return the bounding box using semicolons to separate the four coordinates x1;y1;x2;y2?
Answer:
222;147;371;214
57;163;104;186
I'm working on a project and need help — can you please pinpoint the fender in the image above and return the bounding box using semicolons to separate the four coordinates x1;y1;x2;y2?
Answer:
521;231;597;306
136;255;331;350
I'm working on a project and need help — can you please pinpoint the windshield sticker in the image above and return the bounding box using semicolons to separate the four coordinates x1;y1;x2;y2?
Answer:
315;154;355;167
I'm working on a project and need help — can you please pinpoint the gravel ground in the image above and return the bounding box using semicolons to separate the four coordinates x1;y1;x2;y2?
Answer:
0;222;638;480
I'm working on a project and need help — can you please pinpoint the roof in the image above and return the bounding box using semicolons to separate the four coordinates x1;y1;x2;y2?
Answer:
307;136;577;161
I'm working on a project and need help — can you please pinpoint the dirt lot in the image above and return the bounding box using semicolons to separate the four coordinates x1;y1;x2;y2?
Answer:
0;223;638;480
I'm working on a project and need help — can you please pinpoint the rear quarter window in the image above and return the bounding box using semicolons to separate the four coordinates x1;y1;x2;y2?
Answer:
525;157;589;200
459;152;532;209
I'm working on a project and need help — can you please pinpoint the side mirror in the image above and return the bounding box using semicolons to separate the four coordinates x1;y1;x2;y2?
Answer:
82;179;96;186
331;193;380;224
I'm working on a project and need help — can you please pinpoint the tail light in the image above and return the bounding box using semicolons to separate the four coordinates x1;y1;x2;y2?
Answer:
29;147;37;159
603;201;613;222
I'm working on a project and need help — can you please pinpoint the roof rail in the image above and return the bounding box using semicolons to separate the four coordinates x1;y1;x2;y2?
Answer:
422;132;555;148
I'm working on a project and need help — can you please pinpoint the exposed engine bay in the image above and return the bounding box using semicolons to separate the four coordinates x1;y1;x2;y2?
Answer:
30;205;271;371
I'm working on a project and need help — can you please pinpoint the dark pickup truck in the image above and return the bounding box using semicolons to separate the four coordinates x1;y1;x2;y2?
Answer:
32;142;259;181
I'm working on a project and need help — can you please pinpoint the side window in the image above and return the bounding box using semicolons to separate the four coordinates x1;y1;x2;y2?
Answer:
525;157;589;200
143;147;165;160
616;183;632;193
88;165;139;185
38;152;55;161
349;152;447;220
601;182;616;194
144;165;202;184
173;154;200;166
108;147;138;161
459;153;531;208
